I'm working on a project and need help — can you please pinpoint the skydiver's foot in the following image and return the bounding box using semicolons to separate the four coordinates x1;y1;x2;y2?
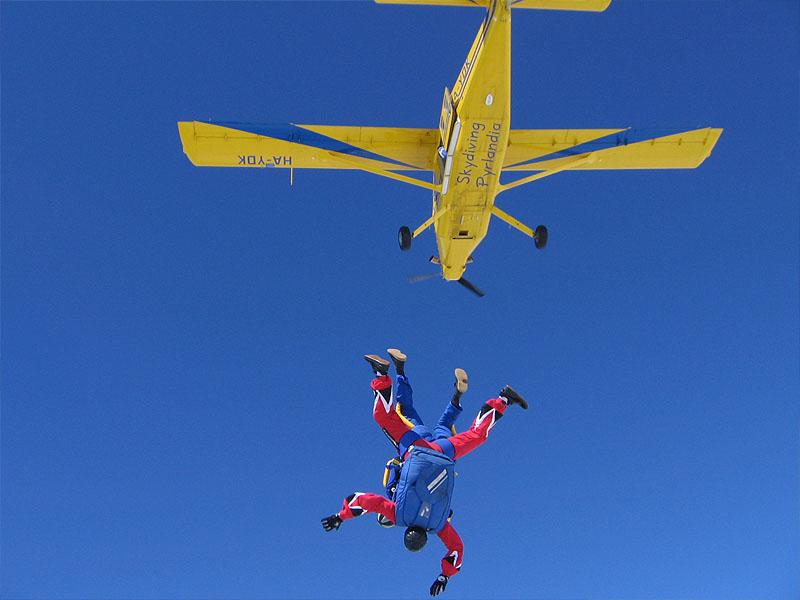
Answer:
364;354;390;376
499;385;528;410
387;348;407;377
455;368;468;394
451;368;468;407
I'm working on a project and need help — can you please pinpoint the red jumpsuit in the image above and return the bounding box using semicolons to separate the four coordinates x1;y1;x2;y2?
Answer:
335;375;509;578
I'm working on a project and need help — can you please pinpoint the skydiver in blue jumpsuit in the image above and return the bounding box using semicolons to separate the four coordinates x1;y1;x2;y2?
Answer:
378;348;469;526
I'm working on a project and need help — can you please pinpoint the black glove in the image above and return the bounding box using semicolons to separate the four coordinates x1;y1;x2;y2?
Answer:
321;514;342;532
429;574;448;596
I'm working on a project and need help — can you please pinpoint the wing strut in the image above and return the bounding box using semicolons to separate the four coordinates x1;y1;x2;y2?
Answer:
491;205;535;238
327;152;440;192
413;205;450;239
497;154;594;194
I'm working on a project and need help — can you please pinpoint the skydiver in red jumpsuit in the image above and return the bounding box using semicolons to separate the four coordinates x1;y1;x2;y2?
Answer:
321;352;528;596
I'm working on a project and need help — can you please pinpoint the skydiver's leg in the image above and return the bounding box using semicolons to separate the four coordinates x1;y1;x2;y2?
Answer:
433;401;463;440
445;398;508;460
371;375;407;444
433;368;468;439
388;348;424;427
445;386;528;459
395;375;425;427
371;374;429;454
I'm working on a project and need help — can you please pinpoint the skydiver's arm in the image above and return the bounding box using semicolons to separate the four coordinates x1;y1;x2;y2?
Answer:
321;492;397;532
427;522;463;596
437;521;464;577
338;492;397;524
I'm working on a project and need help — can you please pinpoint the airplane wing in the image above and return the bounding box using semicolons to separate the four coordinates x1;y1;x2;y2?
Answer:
504;127;723;170
506;0;610;9
178;121;438;171
375;0;611;11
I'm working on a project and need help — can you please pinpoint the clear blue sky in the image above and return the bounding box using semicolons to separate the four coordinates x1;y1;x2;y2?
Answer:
2;1;798;599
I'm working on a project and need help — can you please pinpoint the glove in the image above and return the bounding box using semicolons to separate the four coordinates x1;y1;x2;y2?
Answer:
321;514;342;532
429;574;448;596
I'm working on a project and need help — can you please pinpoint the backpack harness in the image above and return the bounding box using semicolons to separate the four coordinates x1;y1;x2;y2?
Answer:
393;445;456;533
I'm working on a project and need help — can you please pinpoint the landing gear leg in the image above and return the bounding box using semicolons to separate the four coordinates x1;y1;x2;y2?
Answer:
491;205;549;249
398;206;450;252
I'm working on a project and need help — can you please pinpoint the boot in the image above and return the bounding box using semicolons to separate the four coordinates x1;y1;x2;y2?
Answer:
387;348;407;376
499;385;528;410
451;368;468;407
364;354;390;376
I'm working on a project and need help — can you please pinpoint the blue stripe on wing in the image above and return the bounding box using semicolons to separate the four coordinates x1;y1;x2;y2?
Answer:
506;128;689;169
210;121;417;169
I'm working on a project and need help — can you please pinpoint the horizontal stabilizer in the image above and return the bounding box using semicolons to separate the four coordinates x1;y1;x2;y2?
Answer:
178;121;437;171
375;0;611;10
504;127;723;170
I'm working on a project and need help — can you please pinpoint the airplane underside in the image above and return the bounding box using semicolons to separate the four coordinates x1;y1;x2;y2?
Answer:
177;0;722;296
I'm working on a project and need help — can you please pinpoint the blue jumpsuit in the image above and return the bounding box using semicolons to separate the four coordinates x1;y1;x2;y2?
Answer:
395;375;463;441
383;375;462;498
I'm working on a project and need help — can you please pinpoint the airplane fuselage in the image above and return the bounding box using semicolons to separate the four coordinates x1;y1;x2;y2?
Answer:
433;0;511;281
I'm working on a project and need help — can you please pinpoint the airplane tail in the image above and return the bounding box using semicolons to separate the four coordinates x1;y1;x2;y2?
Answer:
375;0;611;11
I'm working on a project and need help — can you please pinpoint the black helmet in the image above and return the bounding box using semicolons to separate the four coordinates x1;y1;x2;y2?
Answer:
404;526;427;552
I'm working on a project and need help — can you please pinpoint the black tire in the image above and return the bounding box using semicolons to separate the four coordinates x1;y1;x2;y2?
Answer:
398;226;412;251
534;225;548;249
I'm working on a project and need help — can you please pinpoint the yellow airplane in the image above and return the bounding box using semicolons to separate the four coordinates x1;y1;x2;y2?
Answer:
178;0;722;296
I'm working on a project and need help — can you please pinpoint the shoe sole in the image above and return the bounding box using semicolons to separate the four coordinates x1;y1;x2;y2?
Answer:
454;368;468;393
387;348;407;363
365;354;390;371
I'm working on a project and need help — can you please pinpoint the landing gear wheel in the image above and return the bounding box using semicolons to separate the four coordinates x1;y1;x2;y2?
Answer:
534;225;548;249
398;226;412;251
